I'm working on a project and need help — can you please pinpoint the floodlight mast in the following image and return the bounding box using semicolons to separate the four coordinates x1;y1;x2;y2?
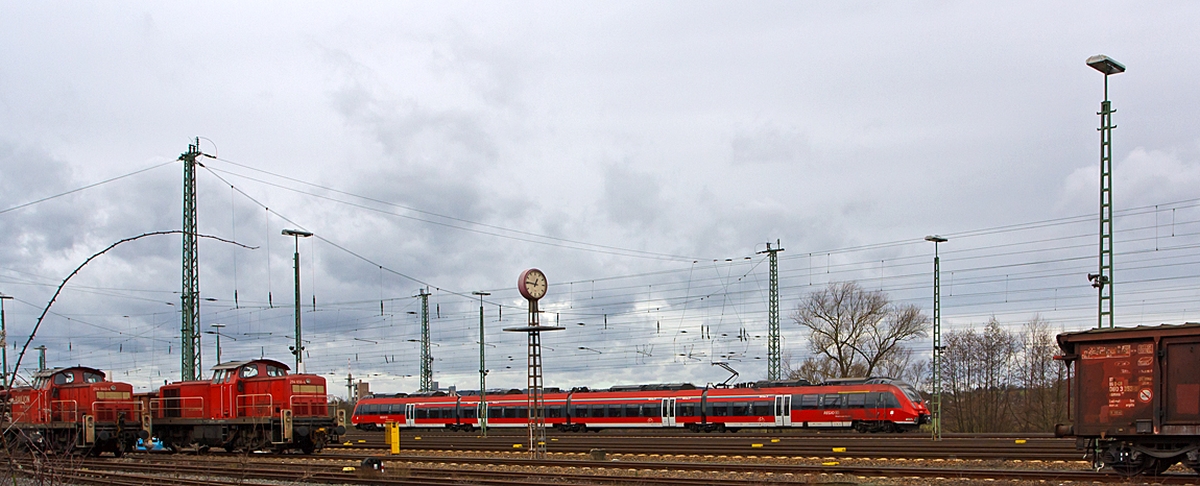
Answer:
282;229;313;372
1086;54;1124;329
924;235;948;441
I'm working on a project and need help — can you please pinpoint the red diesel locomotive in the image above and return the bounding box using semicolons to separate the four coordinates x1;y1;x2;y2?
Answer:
1056;323;1200;477
141;359;345;453
1;366;145;456
352;377;928;433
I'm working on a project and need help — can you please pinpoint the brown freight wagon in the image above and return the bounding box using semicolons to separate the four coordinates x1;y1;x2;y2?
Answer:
1056;323;1200;477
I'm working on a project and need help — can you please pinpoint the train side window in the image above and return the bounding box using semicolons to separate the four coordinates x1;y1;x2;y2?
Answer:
710;403;729;416
752;402;772;416
846;394;866;409
517;407;528;419
799;394;819;409
732;402;749;416
881;392;900;408
642;404;659;417
240;366;259;379
821;394;843;409
678;403;696;417
608;405;623;418
415;408;428;419
574;406;588;418
624;404;639;417
546;406;562;418
463;407;476;419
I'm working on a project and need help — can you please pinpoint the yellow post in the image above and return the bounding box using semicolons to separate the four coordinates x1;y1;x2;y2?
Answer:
384;421;394;445
388;422;400;455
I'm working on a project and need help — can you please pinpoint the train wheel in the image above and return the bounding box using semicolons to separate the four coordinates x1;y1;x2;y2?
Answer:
1101;443;1157;477
1149;456;1178;476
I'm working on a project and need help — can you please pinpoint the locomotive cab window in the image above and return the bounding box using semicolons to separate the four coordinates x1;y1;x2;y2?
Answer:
266;365;287;377
83;371;104;383
211;369;227;384
54;372;74;385
240;365;259;378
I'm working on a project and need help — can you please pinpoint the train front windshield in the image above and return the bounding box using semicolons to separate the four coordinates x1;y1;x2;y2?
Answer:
896;382;924;405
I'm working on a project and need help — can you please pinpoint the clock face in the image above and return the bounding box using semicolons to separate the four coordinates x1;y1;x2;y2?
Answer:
519;268;547;301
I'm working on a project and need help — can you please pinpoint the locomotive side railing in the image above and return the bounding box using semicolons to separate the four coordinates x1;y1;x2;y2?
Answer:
91;400;142;423
150;396;205;419
237;393;274;418
50;399;80;422
289;394;329;417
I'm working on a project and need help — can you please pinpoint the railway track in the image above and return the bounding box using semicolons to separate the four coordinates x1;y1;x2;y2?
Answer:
336;430;1085;461
3;449;1196;485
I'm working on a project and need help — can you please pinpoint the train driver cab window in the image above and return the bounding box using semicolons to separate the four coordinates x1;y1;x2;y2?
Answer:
240;365;259;379
83;371;104;383
880;392;900;408
54;372;75;385
266;365;287;377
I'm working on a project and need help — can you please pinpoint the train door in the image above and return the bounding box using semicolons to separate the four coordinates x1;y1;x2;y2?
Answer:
774;395;792;426
404;403;416;427
661;398;676;427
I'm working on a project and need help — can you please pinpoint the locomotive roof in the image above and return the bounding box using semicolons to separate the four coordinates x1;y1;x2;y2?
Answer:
210;359;291;371
32;366;105;379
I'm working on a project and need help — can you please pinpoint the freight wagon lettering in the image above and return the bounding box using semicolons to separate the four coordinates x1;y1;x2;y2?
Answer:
1136;343;1154;355
1137;356;1153;367
1082;344;1132;360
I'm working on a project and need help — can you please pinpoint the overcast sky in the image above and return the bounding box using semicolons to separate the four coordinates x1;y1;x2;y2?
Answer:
3;2;1199;396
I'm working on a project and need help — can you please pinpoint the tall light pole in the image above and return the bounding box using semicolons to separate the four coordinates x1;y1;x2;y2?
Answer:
925;235;948;441
282;229;313;373
1086;54;1124;329
0;293;12;388
473;291;491;436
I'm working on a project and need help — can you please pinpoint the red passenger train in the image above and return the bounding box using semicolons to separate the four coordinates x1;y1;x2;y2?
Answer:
1;366;146;456
352;377;929;434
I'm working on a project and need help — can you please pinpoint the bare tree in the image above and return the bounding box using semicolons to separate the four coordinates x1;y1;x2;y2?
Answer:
942;317;1018;432
790;281;928;382
1012;316;1068;432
